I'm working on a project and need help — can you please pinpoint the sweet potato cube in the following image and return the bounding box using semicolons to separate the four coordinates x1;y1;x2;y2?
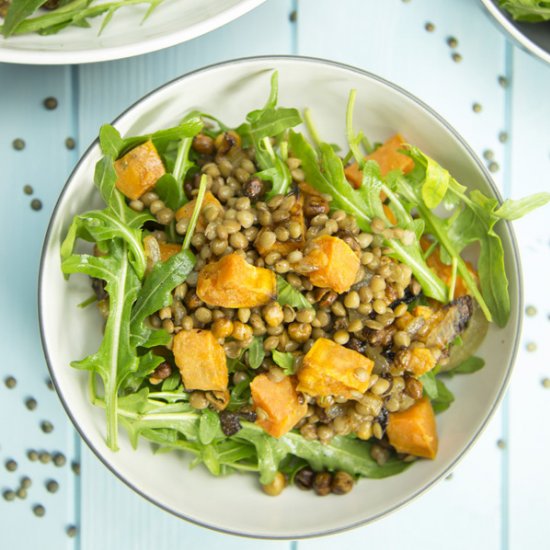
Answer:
158;242;181;262
302;235;360;294
172;329;228;392
387;397;438;459
250;374;307;438
197;252;276;308
114;140;165;200
175;192;223;232
297;338;374;399
344;134;414;189
406;348;437;376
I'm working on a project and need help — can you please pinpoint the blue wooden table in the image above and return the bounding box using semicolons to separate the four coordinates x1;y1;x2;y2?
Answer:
1;0;549;548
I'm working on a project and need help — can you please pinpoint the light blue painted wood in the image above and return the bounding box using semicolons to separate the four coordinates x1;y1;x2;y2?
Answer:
1;0;549;548
0;65;79;549
506;45;550;550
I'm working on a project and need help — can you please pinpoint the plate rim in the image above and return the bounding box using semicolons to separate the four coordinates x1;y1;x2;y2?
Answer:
0;0;266;65
38;54;524;539
480;0;550;65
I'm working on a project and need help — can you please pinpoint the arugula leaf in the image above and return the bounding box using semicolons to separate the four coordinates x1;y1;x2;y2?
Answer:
444;356;485;377
62;238;141;450
124;351;165;393
271;350;295;375
2;0;61;37
431;379;455;413
154;174;185;211
199;409;222;445
1;0;168;38
247;337;265;370
495;192;550;220
239;72;300;200
499;0;550;22
419;371;438;399
276;275;313;310
130;249;195;347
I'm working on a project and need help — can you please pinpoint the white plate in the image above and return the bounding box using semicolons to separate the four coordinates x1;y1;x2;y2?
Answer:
39;56;522;539
480;0;550;65
0;0;265;65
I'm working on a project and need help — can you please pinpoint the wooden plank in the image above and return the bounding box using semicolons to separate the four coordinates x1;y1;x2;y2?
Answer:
506;45;550;550
0;65;79;549
76;1;294;548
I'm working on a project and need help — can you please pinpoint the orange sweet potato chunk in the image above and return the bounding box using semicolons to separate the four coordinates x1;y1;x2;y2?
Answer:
158;242;181;262
407;348;437;376
297;338;374;399
197;252;276;308
387;397;438;459
344;134;414;189
114;140;166;200
250;374;307;438
175;192;223;232
302;235;360;294
172;329;228;392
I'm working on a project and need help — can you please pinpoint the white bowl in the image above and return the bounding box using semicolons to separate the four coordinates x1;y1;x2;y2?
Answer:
0;0;265;65
480;0;550;65
39;56;522;539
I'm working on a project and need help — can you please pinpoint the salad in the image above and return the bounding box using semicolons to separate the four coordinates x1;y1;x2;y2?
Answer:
0;0;164;37
61;72;549;496
498;0;550;22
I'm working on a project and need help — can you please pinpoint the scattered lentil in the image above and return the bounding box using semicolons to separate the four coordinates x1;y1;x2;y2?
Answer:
16;488;27;499
65;137;76;150
498;131;508;143
41;421;54;434
23;184;33;195
483;149;494;161
526;305;537;317
23;397;38;411
33;504;46;517
497;439;506;450
498;75;509;88
12;138;25;150
489;161;499;173
46;479;59;493
542;378;550;389
4;376;17;389
446;36;458;48
27;450;38;462
424;21;435;32
31;198;43;211
452;52;462;63
5;459;17;472
472;102;482;113
39;452;51;464
71;462;81;475
43;96;58;110
3;490;16;502
526;341;537;352
53;453;66;467
66;526;78;538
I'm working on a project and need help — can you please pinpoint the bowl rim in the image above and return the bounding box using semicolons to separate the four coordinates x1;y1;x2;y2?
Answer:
38;54;524;540
0;0;265;65
480;0;550;65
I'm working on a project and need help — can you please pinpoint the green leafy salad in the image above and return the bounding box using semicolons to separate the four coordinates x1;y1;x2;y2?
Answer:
60;72;549;496
0;0;164;37
498;0;550;22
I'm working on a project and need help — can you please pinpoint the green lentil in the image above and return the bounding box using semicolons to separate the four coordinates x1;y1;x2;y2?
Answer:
4;376;17;388
31;198;43;211
46;479;59;493
66;525;78;538
12;138;25;150
53;453;66;467
43;97;58;110
3;490;16;502
41;421;54;434
27;450;38;462
65;137;76;150
5;459;17;472
33;504;46;517
23;184;33;195
71;462;81;475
